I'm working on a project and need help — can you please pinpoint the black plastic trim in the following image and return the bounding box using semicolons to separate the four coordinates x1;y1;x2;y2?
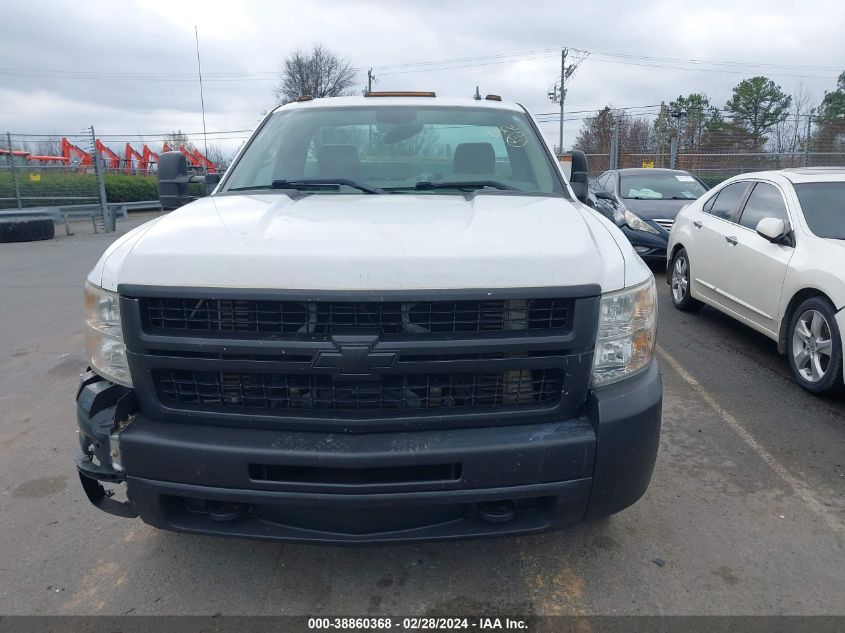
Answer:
118;284;601;301
118;287;601;432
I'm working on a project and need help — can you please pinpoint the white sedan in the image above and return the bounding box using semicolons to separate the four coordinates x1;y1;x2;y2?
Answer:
667;168;845;395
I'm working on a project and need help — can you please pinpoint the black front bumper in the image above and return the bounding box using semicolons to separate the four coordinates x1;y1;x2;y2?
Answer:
76;361;662;544
619;225;669;261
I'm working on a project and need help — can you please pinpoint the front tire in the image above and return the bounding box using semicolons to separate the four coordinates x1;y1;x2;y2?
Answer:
787;297;843;395
669;248;702;312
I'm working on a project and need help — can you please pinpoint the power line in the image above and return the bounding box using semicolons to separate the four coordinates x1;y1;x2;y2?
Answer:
0;44;839;82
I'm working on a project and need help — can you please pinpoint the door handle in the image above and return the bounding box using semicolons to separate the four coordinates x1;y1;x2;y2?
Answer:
725;235;738;246
693;220;703;228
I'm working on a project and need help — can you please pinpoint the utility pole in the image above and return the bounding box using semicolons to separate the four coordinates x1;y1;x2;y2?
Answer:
90;126;112;232
610;117;620;170
548;48;587;156
367;68;376;93
656;102;666;167
5;132;22;209
803;110;813;167
559;49;566;156
194;26;209;162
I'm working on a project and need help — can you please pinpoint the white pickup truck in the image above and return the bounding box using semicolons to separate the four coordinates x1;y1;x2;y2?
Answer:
76;93;661;544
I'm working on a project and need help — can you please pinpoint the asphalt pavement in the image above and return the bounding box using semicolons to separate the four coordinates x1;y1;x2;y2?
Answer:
0;215;842;616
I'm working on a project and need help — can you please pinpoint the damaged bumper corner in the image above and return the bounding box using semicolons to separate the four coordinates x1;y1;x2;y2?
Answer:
75;369;138;518
77;454;138;518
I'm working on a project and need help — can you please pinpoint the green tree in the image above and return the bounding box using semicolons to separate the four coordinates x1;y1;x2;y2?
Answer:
815;71;845;151
725;76;792;148
669;93;720;151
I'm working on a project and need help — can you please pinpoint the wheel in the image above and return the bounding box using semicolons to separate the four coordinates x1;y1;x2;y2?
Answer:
0;217;55;243
787;297;843;395
669;248;702;312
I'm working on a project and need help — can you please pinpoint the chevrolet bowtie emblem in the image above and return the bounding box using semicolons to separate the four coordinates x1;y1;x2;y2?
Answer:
313;343;397;377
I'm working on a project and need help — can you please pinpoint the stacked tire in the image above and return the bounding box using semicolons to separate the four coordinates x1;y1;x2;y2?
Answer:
0;217;55;243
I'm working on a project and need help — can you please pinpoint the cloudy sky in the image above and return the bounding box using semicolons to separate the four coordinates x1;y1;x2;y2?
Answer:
1;0;843;152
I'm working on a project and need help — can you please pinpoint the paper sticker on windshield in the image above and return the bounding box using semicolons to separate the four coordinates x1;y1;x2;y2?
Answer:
676;175;695;182
499;124;528;147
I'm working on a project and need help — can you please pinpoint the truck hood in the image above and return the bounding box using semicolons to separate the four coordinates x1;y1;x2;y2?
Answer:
92;193;628;293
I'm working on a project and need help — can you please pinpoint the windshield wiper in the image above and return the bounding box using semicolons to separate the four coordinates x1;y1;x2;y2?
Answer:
271;179;385;194
413;180;517;192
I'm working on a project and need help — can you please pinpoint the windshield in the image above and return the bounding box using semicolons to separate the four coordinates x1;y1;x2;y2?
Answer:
793;182;845;239
619;173;707;200
223;105;564;196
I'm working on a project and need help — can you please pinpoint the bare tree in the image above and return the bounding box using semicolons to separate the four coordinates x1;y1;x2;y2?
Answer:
274;44;357;105
164;130;195;151
772;83;812;153
204;143;237;170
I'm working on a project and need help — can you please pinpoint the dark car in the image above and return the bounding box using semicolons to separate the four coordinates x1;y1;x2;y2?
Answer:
588;168;708;261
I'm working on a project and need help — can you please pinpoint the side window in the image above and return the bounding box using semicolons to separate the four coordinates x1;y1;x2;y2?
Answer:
707;182;750;223
702;195;716;214
590;172;607;192
602;172;616;193
739;182;790;231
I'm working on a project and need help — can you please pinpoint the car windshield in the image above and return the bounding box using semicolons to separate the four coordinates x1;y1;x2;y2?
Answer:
223;105;564;196
793;182;845;239
619;173;707;200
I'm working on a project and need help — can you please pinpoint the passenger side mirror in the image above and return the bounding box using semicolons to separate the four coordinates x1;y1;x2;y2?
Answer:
569;149;590;204
157;151;193;210
756;217;788;243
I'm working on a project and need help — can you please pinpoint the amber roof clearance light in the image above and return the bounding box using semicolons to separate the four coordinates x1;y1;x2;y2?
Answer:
364;91;436;97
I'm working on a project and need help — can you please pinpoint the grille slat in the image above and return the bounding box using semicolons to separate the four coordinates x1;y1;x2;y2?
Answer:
155;369;563;413
653;218;674;232
142;297;571;336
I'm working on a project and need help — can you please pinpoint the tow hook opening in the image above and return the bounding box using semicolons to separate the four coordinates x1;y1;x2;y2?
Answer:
478;500;516;523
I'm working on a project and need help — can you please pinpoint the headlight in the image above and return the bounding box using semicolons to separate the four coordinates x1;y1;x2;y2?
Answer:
623;209;659;234
84;282;132;387
592;276;657;386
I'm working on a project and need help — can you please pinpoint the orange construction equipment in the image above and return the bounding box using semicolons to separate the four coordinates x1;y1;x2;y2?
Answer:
159;143;216;173
124;143;162;174
191;147;217;173
95;139;121;169
28;155;70;164
124;143;144;174
61;138;92;168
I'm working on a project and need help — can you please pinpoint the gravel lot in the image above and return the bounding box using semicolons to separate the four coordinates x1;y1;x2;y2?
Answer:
0;214;843;616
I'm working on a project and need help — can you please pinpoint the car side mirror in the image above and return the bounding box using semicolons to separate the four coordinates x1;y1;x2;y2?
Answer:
158;151;193;210
569;149;590;204
756;217;788;244
594;190;616;202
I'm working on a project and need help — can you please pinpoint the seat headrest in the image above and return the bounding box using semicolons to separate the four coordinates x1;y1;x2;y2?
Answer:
453;142;495;174
317;144;361;179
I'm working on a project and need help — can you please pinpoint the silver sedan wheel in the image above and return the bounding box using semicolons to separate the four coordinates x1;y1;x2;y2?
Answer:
671;255;690;303
791;309;833;383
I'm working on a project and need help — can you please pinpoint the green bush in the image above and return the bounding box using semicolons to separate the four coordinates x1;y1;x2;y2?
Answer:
0;171;207;207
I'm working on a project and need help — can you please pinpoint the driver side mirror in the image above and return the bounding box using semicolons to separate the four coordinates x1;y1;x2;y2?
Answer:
158;151;193;210
569;149;589;204
756;217;791;245
158;151;217;210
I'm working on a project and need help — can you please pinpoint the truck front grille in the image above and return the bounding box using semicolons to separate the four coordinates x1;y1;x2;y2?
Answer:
141;297;571;336
122;287;599;429
154;368;563;413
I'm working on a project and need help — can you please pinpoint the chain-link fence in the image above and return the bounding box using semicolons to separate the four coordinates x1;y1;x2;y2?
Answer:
1;128;219;232
586;148;845;186
0;132;104;210
575;111;845;185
